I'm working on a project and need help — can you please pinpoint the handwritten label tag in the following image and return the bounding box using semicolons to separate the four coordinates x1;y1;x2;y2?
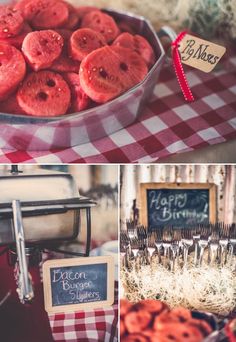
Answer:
43;256;115;314
179;34;226;73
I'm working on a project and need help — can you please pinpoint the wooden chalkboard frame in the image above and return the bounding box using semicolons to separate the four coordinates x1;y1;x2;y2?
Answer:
140;182;216;227
43;256;115;314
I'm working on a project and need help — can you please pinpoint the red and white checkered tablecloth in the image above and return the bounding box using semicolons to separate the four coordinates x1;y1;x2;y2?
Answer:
48;283;118;342
0;55;235;163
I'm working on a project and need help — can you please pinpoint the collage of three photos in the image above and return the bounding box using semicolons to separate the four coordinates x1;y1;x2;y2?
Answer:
0;0;235;341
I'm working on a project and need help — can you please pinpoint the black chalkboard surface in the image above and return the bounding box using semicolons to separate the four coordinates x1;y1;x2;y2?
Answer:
140;183;216;228
50;263;107;306
43;256;114;314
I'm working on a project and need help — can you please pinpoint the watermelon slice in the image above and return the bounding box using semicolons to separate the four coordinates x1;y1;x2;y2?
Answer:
111;46;148;85
69;28;106;62
14;0;33;17
113;32;155;68
17;70;71;116
63;72;90;112
51;53;80;73
0;43;26;100
0;92;26;114
0;5;24;38
79;45;147;103
63;3;79;30
23;0;69;29
0;22;31;48
22;30;64;71
76;6;98;25
81;10;120;43
118;21;136;35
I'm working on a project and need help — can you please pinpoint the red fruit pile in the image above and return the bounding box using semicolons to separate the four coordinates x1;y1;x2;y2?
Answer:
225;319;236;342
0;0;156;117
120;299;213;342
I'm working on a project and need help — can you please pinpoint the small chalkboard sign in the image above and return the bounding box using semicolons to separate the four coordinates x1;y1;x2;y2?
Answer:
140;183;216;228
43;256;114;314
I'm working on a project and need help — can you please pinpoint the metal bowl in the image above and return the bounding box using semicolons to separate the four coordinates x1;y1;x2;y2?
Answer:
192;311;222;342
0;9;165;150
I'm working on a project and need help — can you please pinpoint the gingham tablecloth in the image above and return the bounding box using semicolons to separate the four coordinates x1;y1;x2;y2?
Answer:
0;55;235;163
48;282;118;342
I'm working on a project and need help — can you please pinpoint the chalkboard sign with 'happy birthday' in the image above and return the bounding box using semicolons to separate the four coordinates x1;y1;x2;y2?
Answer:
43;256;114;314
140;183;216;228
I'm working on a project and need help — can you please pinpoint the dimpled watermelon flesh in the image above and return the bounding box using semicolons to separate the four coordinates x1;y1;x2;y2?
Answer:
0;5;24;38
76;6;98;25
117;21;136;35
22;30;64;71
113;32;156;68
0;92;26;114
51;53;81;73
14;0;33;18
51;28;81;73
23;0;69;29
111;46;148;86
63;3;79;30
63;72;90;112
79;45;148;103
17;70;71;116
0;22;31;49
0;43;26;100
81;10;120;43
69;28;106;62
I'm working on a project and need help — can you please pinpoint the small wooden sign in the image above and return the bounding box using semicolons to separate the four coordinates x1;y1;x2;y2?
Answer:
179;34;226;73
140;183;216;228
43;256;115;314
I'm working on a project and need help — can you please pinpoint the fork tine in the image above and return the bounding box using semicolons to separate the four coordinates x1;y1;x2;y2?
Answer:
163;226;172;241
154;227;163;241
147;231;156;247
173;229;181;242
182;228;192;239
200;225;207;238
231;223;236;238
196;224;201;234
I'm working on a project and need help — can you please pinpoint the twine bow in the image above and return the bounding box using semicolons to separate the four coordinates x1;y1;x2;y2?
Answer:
171;31;194;102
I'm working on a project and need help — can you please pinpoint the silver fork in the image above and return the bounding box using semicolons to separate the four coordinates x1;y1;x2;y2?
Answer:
126;220;137;241
131;237;145;271
130;237;142;260
137;226;148;247
209;227;220;265
154;229;163;264
219;223;229;266
181;229;193;268
170;230;181;272
120;230;131;269
147;231;157;261
229;224;236;265
199;226;209;266
193;225;201;266
120;231;130;255
162;227;172;268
